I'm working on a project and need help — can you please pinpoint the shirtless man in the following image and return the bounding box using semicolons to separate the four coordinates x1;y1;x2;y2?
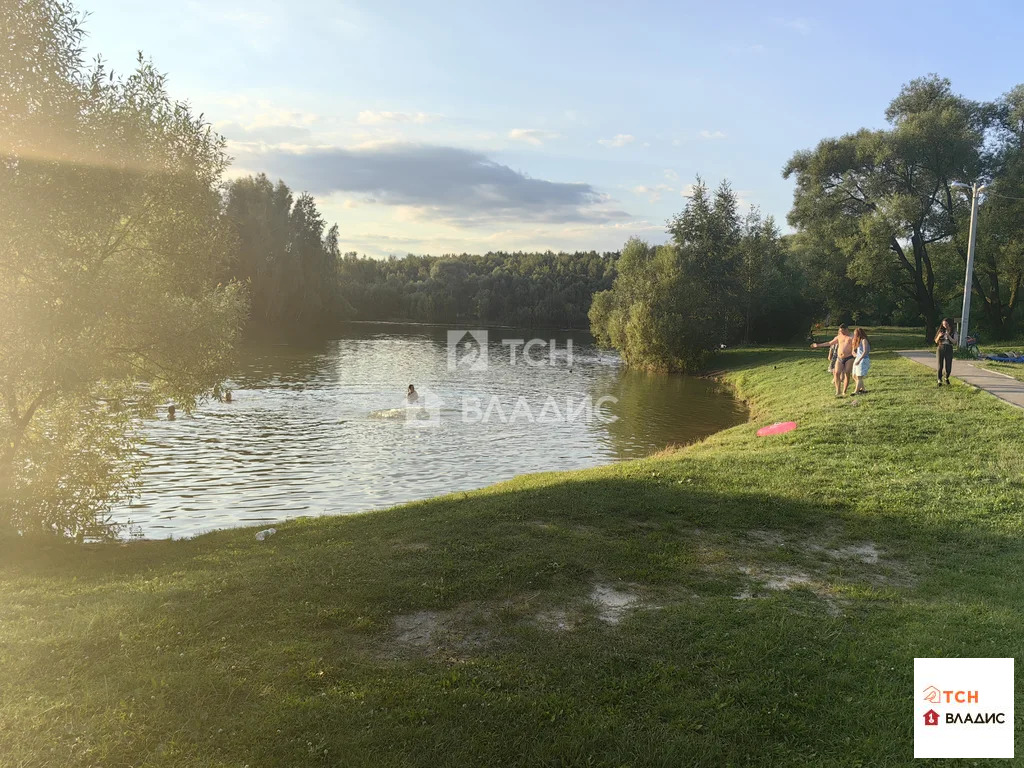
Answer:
811;324;855;397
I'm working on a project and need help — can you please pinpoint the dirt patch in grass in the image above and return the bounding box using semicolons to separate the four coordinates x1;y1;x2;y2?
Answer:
389;606;493;657
589;583;642;625
393;610;443;649
531;582;649;631
741;529;907;582
825;542;880;564
534;608;575;632
736;565;844;616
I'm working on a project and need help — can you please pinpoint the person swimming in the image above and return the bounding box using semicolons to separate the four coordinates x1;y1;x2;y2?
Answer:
407;384;419;404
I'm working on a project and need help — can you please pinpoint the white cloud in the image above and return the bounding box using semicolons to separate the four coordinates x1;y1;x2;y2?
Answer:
357;110;440;125
698;130;727;140
598;134;635;148
632;184;673;203
680;184;699;198
663;169;679;181
508;128;560;146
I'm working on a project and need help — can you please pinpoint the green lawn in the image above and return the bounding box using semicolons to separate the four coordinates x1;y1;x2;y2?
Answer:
3;347;1023;767
975;360;1024;382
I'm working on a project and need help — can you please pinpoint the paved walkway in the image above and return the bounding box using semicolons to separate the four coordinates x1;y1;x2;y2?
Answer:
898;350;1024;410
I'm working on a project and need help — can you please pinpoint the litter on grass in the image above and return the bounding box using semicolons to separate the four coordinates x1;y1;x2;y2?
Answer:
756;421;797;437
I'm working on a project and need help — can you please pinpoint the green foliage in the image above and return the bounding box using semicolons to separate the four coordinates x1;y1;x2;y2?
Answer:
785;74;1024;340
224;174;345;337
337;250;616;328
0;0;247;537
591;180;811;372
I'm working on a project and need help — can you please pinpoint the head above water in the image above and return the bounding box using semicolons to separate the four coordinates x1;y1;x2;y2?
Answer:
408;384;416;393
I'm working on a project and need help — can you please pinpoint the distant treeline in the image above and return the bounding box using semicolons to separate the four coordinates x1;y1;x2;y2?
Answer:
221;176;617;334
336;250;617;329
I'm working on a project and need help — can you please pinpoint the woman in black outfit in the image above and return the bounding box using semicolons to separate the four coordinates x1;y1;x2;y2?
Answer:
935;318;958;386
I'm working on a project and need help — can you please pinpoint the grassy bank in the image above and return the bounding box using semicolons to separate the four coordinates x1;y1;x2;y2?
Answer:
3;347;1024;767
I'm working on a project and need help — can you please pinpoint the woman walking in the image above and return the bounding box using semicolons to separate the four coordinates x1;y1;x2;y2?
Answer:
852;328;871;394
935;318;958;386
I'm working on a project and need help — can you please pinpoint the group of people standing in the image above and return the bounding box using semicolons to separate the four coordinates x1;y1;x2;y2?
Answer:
810;317;961;396
811;325;871;397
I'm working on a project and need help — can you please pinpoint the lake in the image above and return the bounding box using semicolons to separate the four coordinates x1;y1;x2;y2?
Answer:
115;323;747;538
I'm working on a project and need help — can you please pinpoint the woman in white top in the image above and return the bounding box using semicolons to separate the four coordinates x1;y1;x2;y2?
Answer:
852;328;871;394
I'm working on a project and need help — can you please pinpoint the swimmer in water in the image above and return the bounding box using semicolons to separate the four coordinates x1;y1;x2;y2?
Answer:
167;404;176;420
407;384;419;404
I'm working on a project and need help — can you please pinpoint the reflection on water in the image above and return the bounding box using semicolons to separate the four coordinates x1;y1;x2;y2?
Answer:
115;322;747;538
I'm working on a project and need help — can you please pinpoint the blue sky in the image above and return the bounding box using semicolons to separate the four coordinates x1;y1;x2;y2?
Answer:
81;0;1022;257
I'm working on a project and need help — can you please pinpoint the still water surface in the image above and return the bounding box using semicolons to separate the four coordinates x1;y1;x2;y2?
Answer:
114;323;746;538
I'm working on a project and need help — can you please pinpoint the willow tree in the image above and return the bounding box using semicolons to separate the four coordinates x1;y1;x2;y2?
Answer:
784;75;1024;340
1;1;247;537
590;181;742;372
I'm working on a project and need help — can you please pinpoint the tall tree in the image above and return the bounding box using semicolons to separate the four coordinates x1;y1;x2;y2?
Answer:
782;76;983;337
590;179;808;370
224;175;343;336
785;75;1024;339
1;0;247;537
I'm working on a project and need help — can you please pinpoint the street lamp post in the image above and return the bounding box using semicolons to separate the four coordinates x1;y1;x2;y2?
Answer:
955;182;986;349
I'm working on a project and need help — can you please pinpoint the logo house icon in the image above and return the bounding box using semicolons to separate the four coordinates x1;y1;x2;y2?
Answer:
923;685;941;704
447;330;488;371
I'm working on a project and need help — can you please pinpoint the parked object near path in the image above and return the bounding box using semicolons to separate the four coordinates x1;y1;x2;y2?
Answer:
757;421;797;437
985;353;1024;364
255;528;277;541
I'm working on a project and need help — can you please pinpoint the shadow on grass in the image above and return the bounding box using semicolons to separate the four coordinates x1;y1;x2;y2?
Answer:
3;466;1024;766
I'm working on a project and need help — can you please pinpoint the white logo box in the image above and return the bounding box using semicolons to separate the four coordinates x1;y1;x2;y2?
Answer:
914;657;1014;759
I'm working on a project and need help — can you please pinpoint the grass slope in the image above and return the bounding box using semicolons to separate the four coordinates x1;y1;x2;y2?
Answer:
3;348;1024;767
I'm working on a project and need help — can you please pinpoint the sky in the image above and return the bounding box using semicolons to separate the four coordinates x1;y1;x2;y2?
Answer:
80;0;1023;258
